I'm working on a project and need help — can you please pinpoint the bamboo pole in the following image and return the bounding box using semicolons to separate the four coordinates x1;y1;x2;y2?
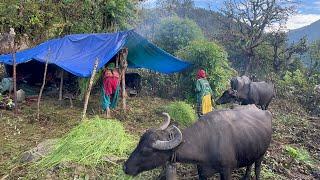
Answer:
12;51;17;115
120;48;128;110
82;58;99;120
59;70;64;101
37;49;50;120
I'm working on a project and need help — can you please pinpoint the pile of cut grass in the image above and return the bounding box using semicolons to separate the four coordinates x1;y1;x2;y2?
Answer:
164;101;197;127
37;116;135;170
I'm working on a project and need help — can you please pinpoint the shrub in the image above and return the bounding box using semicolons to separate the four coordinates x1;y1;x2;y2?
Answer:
139;70;180;99
154;16;204;54
176;40;236;101
37;116;135;170
164;101;197;127
78;70;103;100
276;69;319;97
285;145;315;165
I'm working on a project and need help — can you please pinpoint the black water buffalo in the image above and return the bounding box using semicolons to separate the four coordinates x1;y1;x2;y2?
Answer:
217;80;275;110
230;75;251;91
125;72;142;93
124;106;272;180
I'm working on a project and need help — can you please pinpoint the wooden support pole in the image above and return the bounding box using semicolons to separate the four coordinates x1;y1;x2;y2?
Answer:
116;53;119;68
82;58;99;120
59;70;64;101
120;48;128;110
37;49;50;120
12;52;17;115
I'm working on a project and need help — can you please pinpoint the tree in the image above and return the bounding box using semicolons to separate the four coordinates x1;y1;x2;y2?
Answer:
268;32;307;72
176;40;236;100
157;0;195;18
154;16;204;54
307;40;320;76
0;0;139;44
221;0;296;74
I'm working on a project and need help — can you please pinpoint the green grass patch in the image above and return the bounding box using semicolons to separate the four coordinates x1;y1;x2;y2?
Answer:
163;101;197;127
261;165;285;180
285;145;315;165
274;114;309;127
37;116;136;170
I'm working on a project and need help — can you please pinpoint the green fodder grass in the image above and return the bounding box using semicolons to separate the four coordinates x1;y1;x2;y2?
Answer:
285;145;315;165
37;116;136;170
164;101;197;127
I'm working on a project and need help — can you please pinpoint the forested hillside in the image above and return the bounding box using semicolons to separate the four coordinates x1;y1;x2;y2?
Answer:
288;20;320;44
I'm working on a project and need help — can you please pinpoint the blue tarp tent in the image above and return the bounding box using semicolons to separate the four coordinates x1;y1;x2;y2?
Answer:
0;30;191;77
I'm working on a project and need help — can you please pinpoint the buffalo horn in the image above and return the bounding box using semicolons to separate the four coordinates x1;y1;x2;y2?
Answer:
152;125;182;150
158;112;171;130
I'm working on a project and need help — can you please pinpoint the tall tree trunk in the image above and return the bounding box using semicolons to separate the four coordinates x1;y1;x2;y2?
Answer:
244;54;253;75
273;43;281;73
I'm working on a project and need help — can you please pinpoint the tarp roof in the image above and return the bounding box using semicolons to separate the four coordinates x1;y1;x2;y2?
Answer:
0;30;191;77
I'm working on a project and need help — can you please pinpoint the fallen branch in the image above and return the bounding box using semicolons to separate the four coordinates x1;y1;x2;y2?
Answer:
306;116;320;121
101;157;118;166
0;174;8;180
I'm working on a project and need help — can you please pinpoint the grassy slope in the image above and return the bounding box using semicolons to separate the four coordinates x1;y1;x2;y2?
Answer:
0;96;319;179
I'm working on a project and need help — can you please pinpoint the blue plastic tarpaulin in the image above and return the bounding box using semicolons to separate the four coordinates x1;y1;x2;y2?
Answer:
0;30;191;77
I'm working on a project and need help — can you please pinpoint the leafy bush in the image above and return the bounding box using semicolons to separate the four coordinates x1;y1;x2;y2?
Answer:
278;70;309;96
37;116;135;170
139;70;180;99
176;40;236;101
164;101;197;127
78;70;103;100
154;16;204;54
285;146;315;165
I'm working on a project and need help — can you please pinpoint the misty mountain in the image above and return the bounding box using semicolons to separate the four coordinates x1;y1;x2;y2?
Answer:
287;19;320;44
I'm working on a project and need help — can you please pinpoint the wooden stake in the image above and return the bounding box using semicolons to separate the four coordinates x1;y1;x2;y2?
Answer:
37;49;50;120
120;48;128;110
12;52;17;115
82;58;99;120
59;70;64;101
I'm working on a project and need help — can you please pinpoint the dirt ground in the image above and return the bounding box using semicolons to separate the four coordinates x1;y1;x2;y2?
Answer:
0;95;319;179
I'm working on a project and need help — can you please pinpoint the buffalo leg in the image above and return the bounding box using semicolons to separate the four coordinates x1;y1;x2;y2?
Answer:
242;165;252;180
220;168;231;180
197;165;207;180
255;156;264;180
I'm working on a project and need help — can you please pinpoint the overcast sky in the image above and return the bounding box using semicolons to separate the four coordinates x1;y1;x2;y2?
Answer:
142;0;320;30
